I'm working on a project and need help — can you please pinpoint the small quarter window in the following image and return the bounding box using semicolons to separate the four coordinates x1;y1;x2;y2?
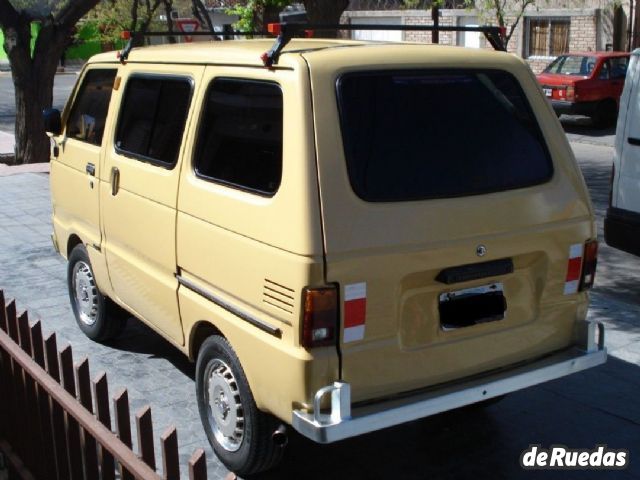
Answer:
194;78;283;196
66;69;117;146
115;76;191;168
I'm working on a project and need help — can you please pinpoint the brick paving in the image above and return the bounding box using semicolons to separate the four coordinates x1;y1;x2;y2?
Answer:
0;173;230;479
0;164;639;479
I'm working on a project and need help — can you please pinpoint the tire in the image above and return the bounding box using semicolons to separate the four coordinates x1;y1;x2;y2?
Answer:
592;100;617;129
67;244;126;342
196;336;284;476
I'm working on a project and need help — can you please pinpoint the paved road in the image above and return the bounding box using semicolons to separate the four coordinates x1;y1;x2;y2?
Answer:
0;72;76;134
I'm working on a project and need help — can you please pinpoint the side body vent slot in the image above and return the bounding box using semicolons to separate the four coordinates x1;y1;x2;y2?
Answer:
263;279;294;314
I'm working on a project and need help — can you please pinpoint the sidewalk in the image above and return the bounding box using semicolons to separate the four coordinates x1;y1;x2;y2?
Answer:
0;131;14;155
0;131;50;175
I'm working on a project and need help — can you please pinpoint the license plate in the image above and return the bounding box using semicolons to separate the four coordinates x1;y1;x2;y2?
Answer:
543;88;552;97
439;283;506;331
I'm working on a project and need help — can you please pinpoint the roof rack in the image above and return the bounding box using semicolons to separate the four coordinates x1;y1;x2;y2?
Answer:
261;23;507;67
117;23;507;65
118;29;272;62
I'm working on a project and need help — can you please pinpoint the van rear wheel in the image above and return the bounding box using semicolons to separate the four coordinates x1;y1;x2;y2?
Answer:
196;335;284;476
67;244;126;342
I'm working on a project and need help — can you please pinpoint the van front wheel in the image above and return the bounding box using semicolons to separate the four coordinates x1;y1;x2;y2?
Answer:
67;244;125;342
196;336;284;476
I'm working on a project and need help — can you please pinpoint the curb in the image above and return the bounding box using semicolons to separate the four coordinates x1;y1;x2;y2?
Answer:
0;162;50;176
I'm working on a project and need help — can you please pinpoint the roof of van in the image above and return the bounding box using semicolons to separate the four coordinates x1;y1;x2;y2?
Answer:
88;38;514;69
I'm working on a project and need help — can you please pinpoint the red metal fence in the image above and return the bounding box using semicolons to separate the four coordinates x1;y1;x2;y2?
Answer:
0;290;208;480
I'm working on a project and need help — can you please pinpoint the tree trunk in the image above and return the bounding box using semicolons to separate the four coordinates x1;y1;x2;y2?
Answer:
1;0;101;164
303;0;349;38
4;18;67;164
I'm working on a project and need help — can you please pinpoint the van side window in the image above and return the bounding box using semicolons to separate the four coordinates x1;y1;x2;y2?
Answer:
66;69;117;146
115;76;191;168
194;78;283;195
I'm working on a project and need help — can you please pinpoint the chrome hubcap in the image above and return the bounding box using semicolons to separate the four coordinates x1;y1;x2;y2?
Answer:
72;261;98;326
205;359;244;452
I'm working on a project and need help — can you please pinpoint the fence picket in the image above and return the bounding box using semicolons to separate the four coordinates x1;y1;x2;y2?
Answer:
137;406;157;471
17;312;40;475
7;306;27;466
188;449;207;480
0;291;7;332
161;427;180;480
76;358;100;479
29;321;58;479
94;372;116;480
6;300;18;343
45;333;70;480
0;292;209;480
60;345;84;480
114;388;135;480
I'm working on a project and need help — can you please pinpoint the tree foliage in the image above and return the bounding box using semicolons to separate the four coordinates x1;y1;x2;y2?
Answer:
465;0;536;47
226;0;291;32
227;0;349;35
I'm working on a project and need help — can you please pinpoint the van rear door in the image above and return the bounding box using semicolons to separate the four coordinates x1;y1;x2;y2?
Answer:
305;49;595;403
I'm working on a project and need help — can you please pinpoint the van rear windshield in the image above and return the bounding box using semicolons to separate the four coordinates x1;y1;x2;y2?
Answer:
336;70;553;202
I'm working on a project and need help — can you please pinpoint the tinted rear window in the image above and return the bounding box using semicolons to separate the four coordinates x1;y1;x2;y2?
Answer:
337;70;553;202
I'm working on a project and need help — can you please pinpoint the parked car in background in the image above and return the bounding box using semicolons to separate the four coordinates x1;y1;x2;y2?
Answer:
536;52;629;127
605;48;640;256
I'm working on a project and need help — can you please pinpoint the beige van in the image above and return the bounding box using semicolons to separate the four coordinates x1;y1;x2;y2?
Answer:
47;32;606;475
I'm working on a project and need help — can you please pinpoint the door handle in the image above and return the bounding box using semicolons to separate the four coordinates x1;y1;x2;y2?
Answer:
86;163;95;176
110;167;120;196
628;137;640;146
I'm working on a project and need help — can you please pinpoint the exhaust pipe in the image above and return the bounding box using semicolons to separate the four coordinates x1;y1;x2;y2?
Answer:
272;425;288;447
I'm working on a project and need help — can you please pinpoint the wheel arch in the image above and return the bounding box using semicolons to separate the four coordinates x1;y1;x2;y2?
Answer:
67;233;84;258
189;320;225;362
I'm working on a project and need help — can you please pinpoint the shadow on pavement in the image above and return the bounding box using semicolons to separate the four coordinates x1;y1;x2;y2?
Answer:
560;115;616;138
255;358;640;480
107;316;196;380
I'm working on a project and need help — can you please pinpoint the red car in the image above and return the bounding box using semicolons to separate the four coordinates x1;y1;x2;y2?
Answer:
536;52;629;127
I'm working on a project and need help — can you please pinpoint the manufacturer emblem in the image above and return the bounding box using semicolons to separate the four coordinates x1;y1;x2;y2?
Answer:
476;245;487;257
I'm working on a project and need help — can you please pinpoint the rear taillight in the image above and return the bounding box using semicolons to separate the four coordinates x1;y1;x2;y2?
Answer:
301;285;338;348
566;85;575;101
580;240;598;291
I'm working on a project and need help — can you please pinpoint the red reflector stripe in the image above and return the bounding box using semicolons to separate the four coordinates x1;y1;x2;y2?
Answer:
564;243;583;295
344;298;366;328
565;257;582;282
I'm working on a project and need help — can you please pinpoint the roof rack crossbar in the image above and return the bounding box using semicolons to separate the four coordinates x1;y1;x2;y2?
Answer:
117;23;507;65
262;23;507;67
117;30;272;62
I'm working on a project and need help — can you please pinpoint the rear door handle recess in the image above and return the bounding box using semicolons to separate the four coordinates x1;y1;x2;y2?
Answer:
86;163;95;176
110;166;120;196
628;137;640;146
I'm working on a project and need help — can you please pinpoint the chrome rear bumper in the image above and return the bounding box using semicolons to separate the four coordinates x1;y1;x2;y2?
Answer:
292;321;606;444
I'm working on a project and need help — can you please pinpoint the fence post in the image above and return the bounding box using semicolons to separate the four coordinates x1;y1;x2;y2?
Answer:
136;406;156;470
76;358;99;479
93;372;116;480
188;449;207;480
45;333;70;480
60;345;84;480
161;427;180;480
114;388;135;480
30;320;58;480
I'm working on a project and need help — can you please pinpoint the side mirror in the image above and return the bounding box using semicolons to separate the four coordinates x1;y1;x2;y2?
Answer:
43;108;62;136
